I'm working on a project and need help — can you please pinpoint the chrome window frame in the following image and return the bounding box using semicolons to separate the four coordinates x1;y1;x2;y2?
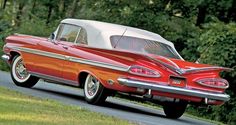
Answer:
75;27;88;45
55;23;88;45
55;23;81;44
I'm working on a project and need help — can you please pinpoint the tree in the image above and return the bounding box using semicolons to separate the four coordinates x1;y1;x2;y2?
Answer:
2;0;7;9
67;0;79;18
41;0;58;24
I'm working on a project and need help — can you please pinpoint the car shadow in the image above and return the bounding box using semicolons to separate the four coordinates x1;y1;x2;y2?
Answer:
102;101;165;118
33;87;165;117
32;87;213;125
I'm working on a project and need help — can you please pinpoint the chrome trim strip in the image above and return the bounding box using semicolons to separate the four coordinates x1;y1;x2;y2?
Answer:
29;71;78;85
18;47;65;60
157;56;180;69
118;78;230;101
69;57;128;72
13;47;128;72
146;56;232;75
182;67;233;74
146;56;183;74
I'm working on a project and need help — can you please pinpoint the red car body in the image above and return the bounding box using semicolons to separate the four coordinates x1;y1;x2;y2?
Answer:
2;19;231;119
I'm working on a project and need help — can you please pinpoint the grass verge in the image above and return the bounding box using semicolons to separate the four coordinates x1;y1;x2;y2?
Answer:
0;86;133;125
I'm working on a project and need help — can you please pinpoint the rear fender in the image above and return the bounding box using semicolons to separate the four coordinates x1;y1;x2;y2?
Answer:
9;51;22;62
78;70;104;88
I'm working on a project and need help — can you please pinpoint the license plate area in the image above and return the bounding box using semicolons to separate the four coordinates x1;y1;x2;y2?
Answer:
169;76;186;88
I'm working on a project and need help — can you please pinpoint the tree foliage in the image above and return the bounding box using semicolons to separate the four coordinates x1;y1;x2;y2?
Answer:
0;0;236;124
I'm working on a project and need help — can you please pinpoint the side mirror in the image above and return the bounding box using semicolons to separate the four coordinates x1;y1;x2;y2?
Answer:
48;33;57;44
51;33;55;39
49;33;55;40
195;58;200;64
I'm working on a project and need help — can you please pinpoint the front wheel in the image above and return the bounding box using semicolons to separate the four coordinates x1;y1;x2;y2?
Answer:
84;74;108;104
163;101;188;119
10;55;39;88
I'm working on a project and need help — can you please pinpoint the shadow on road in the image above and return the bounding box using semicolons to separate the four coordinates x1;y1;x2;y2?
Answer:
33;87;165;117
32;87;212;125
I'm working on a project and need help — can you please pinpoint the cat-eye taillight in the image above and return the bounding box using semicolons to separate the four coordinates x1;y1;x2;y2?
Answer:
128;65;161;77
196;78;229;89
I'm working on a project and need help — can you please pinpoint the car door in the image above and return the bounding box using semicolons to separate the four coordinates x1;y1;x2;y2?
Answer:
34;23;80;82
35;39;65;79
55;23;83;85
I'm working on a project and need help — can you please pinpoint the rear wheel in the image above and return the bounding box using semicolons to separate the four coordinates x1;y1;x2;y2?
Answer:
84;74;108;104
10;55;39;88
163;101;188;119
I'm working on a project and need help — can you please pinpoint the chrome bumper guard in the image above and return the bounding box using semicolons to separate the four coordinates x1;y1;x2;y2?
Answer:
118;78;230;101
1;54;10;61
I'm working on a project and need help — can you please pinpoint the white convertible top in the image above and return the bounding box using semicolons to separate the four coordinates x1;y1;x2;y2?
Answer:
61;19;174;48
59;19;183;59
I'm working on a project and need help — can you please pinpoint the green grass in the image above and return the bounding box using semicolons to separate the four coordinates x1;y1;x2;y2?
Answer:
0;87;134;125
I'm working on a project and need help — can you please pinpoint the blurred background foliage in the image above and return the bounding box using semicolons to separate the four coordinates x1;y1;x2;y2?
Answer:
0;0;235;124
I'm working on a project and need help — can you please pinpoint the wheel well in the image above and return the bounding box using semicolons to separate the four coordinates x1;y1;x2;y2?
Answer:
10;51;20;62
78;72;89;88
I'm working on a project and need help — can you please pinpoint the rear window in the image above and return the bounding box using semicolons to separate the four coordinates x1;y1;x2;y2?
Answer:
110;35;180;59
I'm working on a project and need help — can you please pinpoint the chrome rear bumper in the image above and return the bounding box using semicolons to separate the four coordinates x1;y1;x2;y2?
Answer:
118;78;230;102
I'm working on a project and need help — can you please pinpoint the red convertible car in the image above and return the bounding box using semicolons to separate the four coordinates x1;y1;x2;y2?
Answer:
2;19;231;119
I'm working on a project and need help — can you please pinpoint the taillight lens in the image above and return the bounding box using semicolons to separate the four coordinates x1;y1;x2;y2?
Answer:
196;78;229;89
128;65;161;77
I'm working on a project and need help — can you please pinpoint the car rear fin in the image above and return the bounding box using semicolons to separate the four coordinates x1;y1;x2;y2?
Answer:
145;56;183;74
145;56;233;75
181;67;233;74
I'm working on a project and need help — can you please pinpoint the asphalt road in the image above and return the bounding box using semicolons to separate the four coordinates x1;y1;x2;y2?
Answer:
0;71;214;125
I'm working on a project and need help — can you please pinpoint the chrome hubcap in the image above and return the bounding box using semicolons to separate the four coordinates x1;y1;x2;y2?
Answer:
87;76;99;96
15;59;29;80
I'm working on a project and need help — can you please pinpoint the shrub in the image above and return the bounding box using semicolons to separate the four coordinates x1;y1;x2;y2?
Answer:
183;21;236;124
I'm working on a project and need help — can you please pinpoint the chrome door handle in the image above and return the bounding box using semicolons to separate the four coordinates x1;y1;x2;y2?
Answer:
62;46;68;49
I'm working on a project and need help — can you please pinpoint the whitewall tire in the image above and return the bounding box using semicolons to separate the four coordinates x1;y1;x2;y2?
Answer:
10;55;39;88
84;74;108;104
